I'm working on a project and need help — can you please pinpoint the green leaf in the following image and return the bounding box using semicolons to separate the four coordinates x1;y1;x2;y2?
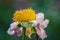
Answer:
28;22;33;27
21;22;33;28
21;22;28;27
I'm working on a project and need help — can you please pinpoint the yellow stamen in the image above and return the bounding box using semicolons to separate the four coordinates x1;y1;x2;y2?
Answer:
13;8;36;22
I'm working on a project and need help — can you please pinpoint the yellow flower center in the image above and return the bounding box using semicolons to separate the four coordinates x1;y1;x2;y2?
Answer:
26;28;35;38
13;8;36;22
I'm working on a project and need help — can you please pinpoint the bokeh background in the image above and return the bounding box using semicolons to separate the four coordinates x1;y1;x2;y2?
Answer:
0;0;60;40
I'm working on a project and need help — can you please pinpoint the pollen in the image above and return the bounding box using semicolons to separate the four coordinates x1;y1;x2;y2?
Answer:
13;8;36;22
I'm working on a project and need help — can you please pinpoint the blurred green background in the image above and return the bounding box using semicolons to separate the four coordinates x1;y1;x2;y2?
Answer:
0;0;60;40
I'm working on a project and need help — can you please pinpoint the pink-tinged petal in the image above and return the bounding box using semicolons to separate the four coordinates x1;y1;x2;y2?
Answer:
35;25;41;36
7;28;15;35
40;19;49;28
7;22;21;36
35;26;47;40
14;27;22;36
7;24;18;35
10;22;19;29
7;29;15;35
31;20;39;26
36;29;41;36
40;27;47;40
7;26;22;36
36;13;44;22
15;30;22;36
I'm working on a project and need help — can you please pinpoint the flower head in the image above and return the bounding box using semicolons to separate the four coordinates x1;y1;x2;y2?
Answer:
32;13;49;39
7;22;22;36
7;22;19;35
13;8;36;22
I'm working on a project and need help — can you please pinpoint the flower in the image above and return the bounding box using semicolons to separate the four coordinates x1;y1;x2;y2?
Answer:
7;22;22;36
7;22;19;35
7;8;49;40
13;8;36;22
32;13;49;40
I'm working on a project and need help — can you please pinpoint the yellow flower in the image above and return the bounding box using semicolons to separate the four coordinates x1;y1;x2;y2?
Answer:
13;8;36;22
26;28;35;38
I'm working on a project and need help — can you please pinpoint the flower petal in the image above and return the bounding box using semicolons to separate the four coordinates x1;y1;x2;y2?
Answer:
7;22;22;36
40;27;47;40
31;20;39;26
7;29;15;35
35;26;47;40
10;22;19;29
41;19;49;28
36;13;44;22
16;27;22;36
35;25;41;36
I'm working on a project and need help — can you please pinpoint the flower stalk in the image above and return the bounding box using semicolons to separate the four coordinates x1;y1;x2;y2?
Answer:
22;27;26;40
33;27;38;40
35;34;39;40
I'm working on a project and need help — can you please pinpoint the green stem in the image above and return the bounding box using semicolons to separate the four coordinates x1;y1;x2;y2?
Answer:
22;27;26;40
35;34;39;40
33;27;39;40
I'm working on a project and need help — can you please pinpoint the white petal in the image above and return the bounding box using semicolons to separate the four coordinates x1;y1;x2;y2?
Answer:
41;19;49;28
35;27;47;40
7;22;19;35
31;20;39;26
19;27;22;32
7;29;15;35
40;27;47;40
36;13;44;22
36;28;41;36
10;22;19;29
